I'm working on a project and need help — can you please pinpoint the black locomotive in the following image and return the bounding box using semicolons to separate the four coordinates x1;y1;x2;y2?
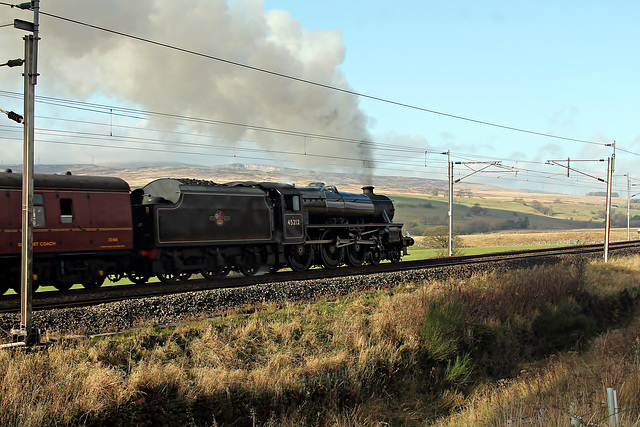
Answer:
0;171;414;292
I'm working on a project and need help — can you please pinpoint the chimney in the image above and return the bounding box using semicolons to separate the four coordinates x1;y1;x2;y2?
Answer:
362;186;374;196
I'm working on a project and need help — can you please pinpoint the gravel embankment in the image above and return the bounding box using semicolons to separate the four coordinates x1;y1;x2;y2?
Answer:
0;250;633;338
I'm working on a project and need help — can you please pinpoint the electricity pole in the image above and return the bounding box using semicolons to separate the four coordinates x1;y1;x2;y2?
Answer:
9;0;41;346
426;151;514;257
603;142;615;263
626;175;639;242
447;151;453;257
548;141;615;262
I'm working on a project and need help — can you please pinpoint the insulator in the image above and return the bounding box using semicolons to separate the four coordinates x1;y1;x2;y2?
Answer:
6;59;24;67
7;111;23;123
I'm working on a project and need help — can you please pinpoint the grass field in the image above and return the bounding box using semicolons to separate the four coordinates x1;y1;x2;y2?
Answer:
392;193;640;237
403;244;568;260
3;254;640;425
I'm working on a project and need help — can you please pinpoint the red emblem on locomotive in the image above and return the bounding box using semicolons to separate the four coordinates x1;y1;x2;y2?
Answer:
214;210;224;226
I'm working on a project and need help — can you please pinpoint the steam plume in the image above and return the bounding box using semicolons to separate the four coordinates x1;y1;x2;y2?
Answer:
2;0;374;178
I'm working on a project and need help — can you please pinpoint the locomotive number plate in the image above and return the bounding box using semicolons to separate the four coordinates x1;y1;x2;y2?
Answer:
284;214;303;239
287;218;300;226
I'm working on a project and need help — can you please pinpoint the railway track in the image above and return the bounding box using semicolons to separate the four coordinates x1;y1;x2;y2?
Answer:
1;240;639;314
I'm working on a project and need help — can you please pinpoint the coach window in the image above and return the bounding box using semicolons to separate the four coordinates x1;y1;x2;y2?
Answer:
60;198;73;223
285;195;301;212
33;193;45;227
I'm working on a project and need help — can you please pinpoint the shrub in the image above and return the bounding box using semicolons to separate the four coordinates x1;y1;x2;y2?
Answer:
530;200;553;216
422;226;464;256
531;301;596;355
445;353;474;387
419;299;466;361
469;203;484;216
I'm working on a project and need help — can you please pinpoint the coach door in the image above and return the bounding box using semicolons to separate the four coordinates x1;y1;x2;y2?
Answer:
281;191;305;244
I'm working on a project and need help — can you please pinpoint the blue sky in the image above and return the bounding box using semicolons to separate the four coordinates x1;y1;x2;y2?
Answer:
264;1;636;157
0;0;638;195
263;0;640;194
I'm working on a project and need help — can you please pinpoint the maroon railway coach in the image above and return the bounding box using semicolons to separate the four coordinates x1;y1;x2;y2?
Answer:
0;170;133;293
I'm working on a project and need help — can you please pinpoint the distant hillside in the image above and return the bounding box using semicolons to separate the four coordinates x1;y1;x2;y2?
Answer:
3;163;493;194
3;163;636;234
2;162;625;207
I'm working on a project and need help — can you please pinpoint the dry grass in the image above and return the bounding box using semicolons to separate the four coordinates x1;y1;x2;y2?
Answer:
456;228;632;248
583;255;640;297
431;255;640;426
0;346;130;426
1;255;639;425
435;319;640;426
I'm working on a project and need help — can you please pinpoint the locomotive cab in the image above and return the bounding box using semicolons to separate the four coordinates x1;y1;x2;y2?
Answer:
275;187;305;244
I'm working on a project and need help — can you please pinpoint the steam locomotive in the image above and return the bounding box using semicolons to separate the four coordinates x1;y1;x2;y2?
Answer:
0;170;413;294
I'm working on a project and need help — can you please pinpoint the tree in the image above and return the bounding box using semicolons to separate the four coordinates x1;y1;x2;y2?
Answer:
456;189;473;198
530;200;553;216
469;203;484;216
422;226;464;257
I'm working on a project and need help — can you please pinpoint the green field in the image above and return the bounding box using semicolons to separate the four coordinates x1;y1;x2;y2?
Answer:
391;194;640;236
402;243;569;260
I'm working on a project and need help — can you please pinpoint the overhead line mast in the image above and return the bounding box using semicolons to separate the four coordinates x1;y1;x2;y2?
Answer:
547;141;615;263
5;0;42;347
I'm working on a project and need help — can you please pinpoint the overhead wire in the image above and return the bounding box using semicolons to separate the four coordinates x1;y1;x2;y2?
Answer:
32;8;612;149
0;119;618;193
0;96;620;190
6;92;432;165
3;4;636;193
0;128;621;194
28;92;636;181
14;90;423;153
616;146;640;158
0;123;420;171
2;7;629;163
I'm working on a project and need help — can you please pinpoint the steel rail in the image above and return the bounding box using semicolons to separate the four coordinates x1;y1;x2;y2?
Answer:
0;240;638;314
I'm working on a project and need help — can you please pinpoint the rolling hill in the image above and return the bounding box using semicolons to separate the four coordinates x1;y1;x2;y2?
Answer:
3;163;638;236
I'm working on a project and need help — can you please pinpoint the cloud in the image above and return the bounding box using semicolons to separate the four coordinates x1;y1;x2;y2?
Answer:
508;150;527;161
1;0;373;176
545;106;579;134
538;142;563;158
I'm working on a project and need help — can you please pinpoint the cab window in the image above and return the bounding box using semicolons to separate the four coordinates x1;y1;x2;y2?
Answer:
284;195;301;212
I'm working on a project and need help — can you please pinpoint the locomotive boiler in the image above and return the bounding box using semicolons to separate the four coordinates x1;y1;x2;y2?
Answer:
297;182;395;223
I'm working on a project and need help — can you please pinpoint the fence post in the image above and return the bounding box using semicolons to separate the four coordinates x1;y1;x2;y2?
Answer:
607;387;619;426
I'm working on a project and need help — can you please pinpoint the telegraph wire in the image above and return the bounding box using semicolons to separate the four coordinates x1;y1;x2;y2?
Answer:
0;136;623;194
5;4;634;176
0;117;620;192
0;132;433;176
0;109;622;192
4;88;423;158
20;90;639;162
32;9;611;148
616;146;640;158
0;128;616;192
0;14;630;191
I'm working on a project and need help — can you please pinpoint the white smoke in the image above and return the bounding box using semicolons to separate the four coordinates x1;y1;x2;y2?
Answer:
1;0;374;177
